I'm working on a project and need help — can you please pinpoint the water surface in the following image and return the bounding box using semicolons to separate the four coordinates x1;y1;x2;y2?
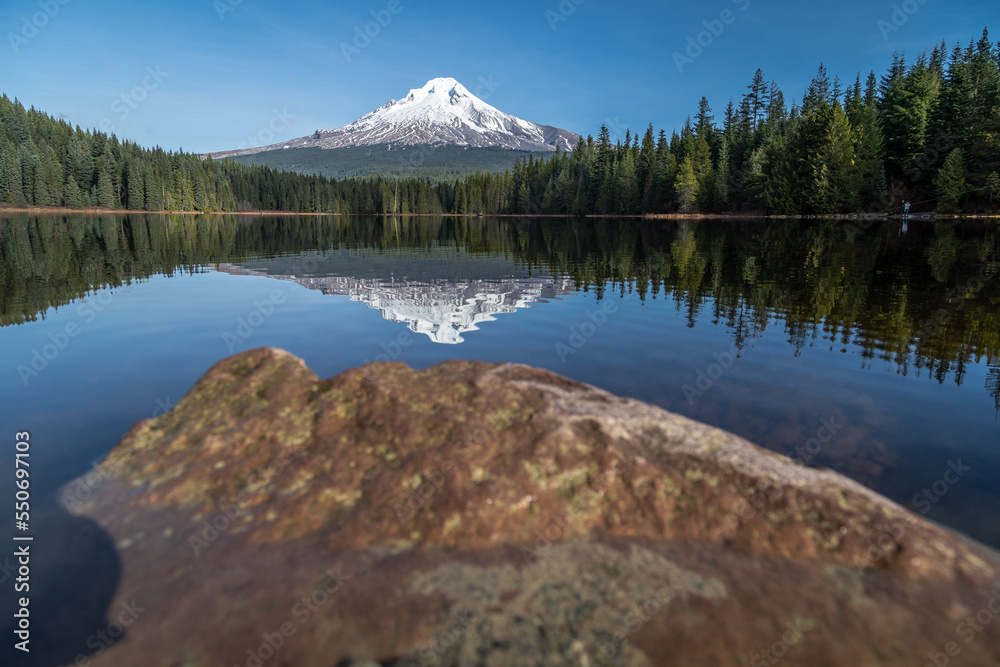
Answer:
0;213;997;549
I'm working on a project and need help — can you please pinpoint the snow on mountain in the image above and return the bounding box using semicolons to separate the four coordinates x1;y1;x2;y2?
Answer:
211;77;579;158
216;260;575;344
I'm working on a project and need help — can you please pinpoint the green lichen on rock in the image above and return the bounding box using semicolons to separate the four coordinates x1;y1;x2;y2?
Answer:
95;348;1000;581
63;348;1000;667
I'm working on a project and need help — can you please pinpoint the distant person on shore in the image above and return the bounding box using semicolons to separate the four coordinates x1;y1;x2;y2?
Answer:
904;201;911;216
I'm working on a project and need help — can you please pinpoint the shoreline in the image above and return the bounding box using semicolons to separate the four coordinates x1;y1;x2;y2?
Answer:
0;205;998;221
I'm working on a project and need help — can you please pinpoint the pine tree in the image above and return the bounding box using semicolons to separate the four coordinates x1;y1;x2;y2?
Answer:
33;164;50;205
715;136;732;210
691;136;714;210
767;82;786;124
850;73;887;210
882;57;941;186
676;157;699;212
809;162;836;213
454;181;468;214
144;165;161;211
744;69;769;130
637;124;656;188
97;167;115;208
514;182;530;213
193;171;207;211
615;149;639;214
63;176;83;208
986;171;1000;208
824;103;858;210
3;151;24;204
935;148;966;212
763;135;797;214
126;163;144;210
68;135;92;188
695;97;715;143
0;32;995;217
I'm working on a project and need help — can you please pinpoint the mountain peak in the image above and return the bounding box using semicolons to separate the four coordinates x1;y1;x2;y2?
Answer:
210;78;580;158
413;77;467;97
396;76;480;114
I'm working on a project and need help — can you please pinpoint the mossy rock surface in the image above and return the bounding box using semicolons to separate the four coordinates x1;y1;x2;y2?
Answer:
65;348;1000;666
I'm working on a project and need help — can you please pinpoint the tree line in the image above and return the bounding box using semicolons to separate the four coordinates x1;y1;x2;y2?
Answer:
493;28;1000;216
2;214;996;407
0;29;998;216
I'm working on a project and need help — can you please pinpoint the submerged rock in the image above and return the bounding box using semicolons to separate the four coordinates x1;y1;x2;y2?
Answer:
65;348;1000;666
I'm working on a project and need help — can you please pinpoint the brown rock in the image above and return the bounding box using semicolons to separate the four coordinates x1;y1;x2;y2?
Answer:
65;348;1000;666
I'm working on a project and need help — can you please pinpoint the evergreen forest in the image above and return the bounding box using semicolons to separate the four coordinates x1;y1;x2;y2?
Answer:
1;30;998;216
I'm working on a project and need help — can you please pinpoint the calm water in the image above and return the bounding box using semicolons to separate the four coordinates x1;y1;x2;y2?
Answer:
0;213;998;662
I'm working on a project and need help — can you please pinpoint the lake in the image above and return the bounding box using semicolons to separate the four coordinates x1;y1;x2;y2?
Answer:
0;212;997;561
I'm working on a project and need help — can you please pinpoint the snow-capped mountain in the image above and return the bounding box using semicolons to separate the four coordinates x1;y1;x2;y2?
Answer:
215;248;575;344
211;77;579;158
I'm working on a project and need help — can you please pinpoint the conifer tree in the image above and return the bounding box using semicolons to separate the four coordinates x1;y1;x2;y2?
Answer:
33;164;50;206
454;181;468;214
676;157;699;212
63;176;83;208
97;168;115;208
936;148;967;212
986;171;1000;208
126;163;144;210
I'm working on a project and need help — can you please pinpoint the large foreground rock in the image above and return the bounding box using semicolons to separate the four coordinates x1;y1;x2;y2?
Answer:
64;348;1000;666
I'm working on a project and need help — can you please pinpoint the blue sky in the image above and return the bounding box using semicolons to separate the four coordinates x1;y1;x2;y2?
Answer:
1;0;997;153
